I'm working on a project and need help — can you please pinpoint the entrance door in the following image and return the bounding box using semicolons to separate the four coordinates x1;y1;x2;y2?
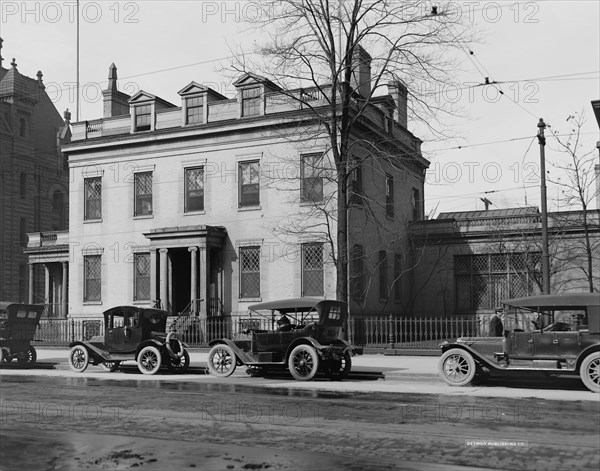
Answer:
170;249;192;315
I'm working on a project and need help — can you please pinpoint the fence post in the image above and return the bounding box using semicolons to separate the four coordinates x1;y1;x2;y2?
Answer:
70;318;75;343
387;314;395;349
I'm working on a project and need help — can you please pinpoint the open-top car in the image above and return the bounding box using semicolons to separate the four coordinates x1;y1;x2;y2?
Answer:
68;306;189;375
439;293;600;392
207;298;356;381
0;302;45;364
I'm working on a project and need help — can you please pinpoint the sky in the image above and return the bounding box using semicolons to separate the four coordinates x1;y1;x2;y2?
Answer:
1;0;599;216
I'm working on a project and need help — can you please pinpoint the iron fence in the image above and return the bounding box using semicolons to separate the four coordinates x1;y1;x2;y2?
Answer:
32;315;478;349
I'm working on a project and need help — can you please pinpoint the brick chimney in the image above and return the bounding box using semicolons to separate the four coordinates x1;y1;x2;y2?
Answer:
387;80;408;129
351;46;372;98
102;63;130;118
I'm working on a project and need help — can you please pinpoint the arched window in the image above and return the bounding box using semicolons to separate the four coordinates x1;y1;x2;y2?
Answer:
52;190;64;211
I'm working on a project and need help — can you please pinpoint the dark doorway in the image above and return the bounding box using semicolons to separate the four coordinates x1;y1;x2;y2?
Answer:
170;248;192;315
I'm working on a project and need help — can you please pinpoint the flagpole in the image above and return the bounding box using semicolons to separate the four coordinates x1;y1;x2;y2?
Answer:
76;0;80;121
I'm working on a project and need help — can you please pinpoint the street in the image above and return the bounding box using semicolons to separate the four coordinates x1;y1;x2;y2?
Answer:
1;365;599;471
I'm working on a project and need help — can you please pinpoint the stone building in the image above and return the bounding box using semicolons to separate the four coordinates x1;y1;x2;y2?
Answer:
27;52;428;320
0;38;70;312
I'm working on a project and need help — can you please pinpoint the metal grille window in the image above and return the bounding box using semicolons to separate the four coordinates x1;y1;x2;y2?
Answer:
186;97;203;124
185;167;204;212
84;177;102;220
84;255;101;302
454;253;541;312
239;161;260;207
134;253;151;301
301;153;324;203
385;175;394;218
241;87;261;117
240;247;260;298
134;172;153;216
350;244;365;300
379;250;388;299
135;104;152;131
302;243;324;296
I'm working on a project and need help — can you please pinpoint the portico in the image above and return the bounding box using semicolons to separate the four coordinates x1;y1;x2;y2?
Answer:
144;225;227;318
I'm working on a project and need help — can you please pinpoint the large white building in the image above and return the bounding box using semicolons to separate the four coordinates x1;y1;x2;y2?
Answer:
28;52;428;320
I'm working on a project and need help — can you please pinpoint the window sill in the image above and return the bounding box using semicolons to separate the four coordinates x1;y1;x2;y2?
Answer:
239;297;262;302
83;301;102;306
300;200;324;207
83;219;103;224
238;205;261;212
134;214;154;220
133;300;151;305
184;210;206;216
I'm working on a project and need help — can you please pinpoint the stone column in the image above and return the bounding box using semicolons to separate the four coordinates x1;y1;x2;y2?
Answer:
159;249;168;311
150;249;157;304
28;263;34;303
199;245;207;318
44;264;50;305
61;262;68;317
189;247;198;314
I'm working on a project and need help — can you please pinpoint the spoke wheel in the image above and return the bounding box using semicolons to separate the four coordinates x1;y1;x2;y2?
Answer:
207;344;237;377
438;348;476;386
137;346;162;375
168;350;190;373
580;352;600;393
289;345;319;381
18;346;37;364
69;346;89;373
325;351;352;381
100;361;121;372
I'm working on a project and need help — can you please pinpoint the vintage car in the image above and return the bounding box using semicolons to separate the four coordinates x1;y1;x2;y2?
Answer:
438;293;600;392
206;298;356;381
68;306;189;375
0;302;45;364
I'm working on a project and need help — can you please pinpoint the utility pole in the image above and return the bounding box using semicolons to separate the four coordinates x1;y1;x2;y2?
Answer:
537;118;551;294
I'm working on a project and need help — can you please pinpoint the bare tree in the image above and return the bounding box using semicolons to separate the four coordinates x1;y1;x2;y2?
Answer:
234;0;472;303
549;112;599;292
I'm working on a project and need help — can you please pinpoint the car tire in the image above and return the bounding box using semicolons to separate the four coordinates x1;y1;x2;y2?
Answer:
168;350;190;373
137;346;162;375
69;345;89;373
207;344;237;377
580;352;600;393
325;351;352;381
18;346;36;364
289;344;319;381
100;361;121;372
438;348;476;386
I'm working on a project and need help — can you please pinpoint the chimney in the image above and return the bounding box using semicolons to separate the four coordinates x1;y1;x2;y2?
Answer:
102;63;130;118
351;46;371;98
387;80;408;129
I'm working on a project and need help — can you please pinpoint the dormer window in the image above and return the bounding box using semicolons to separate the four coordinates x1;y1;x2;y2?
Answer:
134;104;152;131
241;87;261;117
186;96;204;125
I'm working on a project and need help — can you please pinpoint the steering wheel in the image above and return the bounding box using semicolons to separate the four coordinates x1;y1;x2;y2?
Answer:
531;319;540;330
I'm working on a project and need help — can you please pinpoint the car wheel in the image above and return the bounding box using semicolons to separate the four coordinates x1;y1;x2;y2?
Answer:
207;344;237;377
137;346;162;375
289;344;319;381
69;346;89;373
438;348;476;386
18;346;37;364
580;352;600;393
168;350;190;373
325;351;352;381
100;361;121;372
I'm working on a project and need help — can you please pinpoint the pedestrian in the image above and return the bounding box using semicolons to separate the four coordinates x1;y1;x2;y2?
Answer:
489;309;504;336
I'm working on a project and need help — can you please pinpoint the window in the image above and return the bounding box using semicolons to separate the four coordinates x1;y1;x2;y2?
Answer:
185;167;204;212
394;253;402;301
84;177;102;220
240;247;260;298
84;255;102;302
241;87;261;117
455;253;542;312
301;153;324;203
19;117;27;137
186;96;203;125
350;159;363;205
239;161;260;207
20;172;26;198
19;217;27;247
412;188;421;221
302;243;324;296
134;172;153;216
350;244;365;300
134;253;151;301
386;108;394;133
385;175;394;218
379;250;388;299
135;104;152;131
